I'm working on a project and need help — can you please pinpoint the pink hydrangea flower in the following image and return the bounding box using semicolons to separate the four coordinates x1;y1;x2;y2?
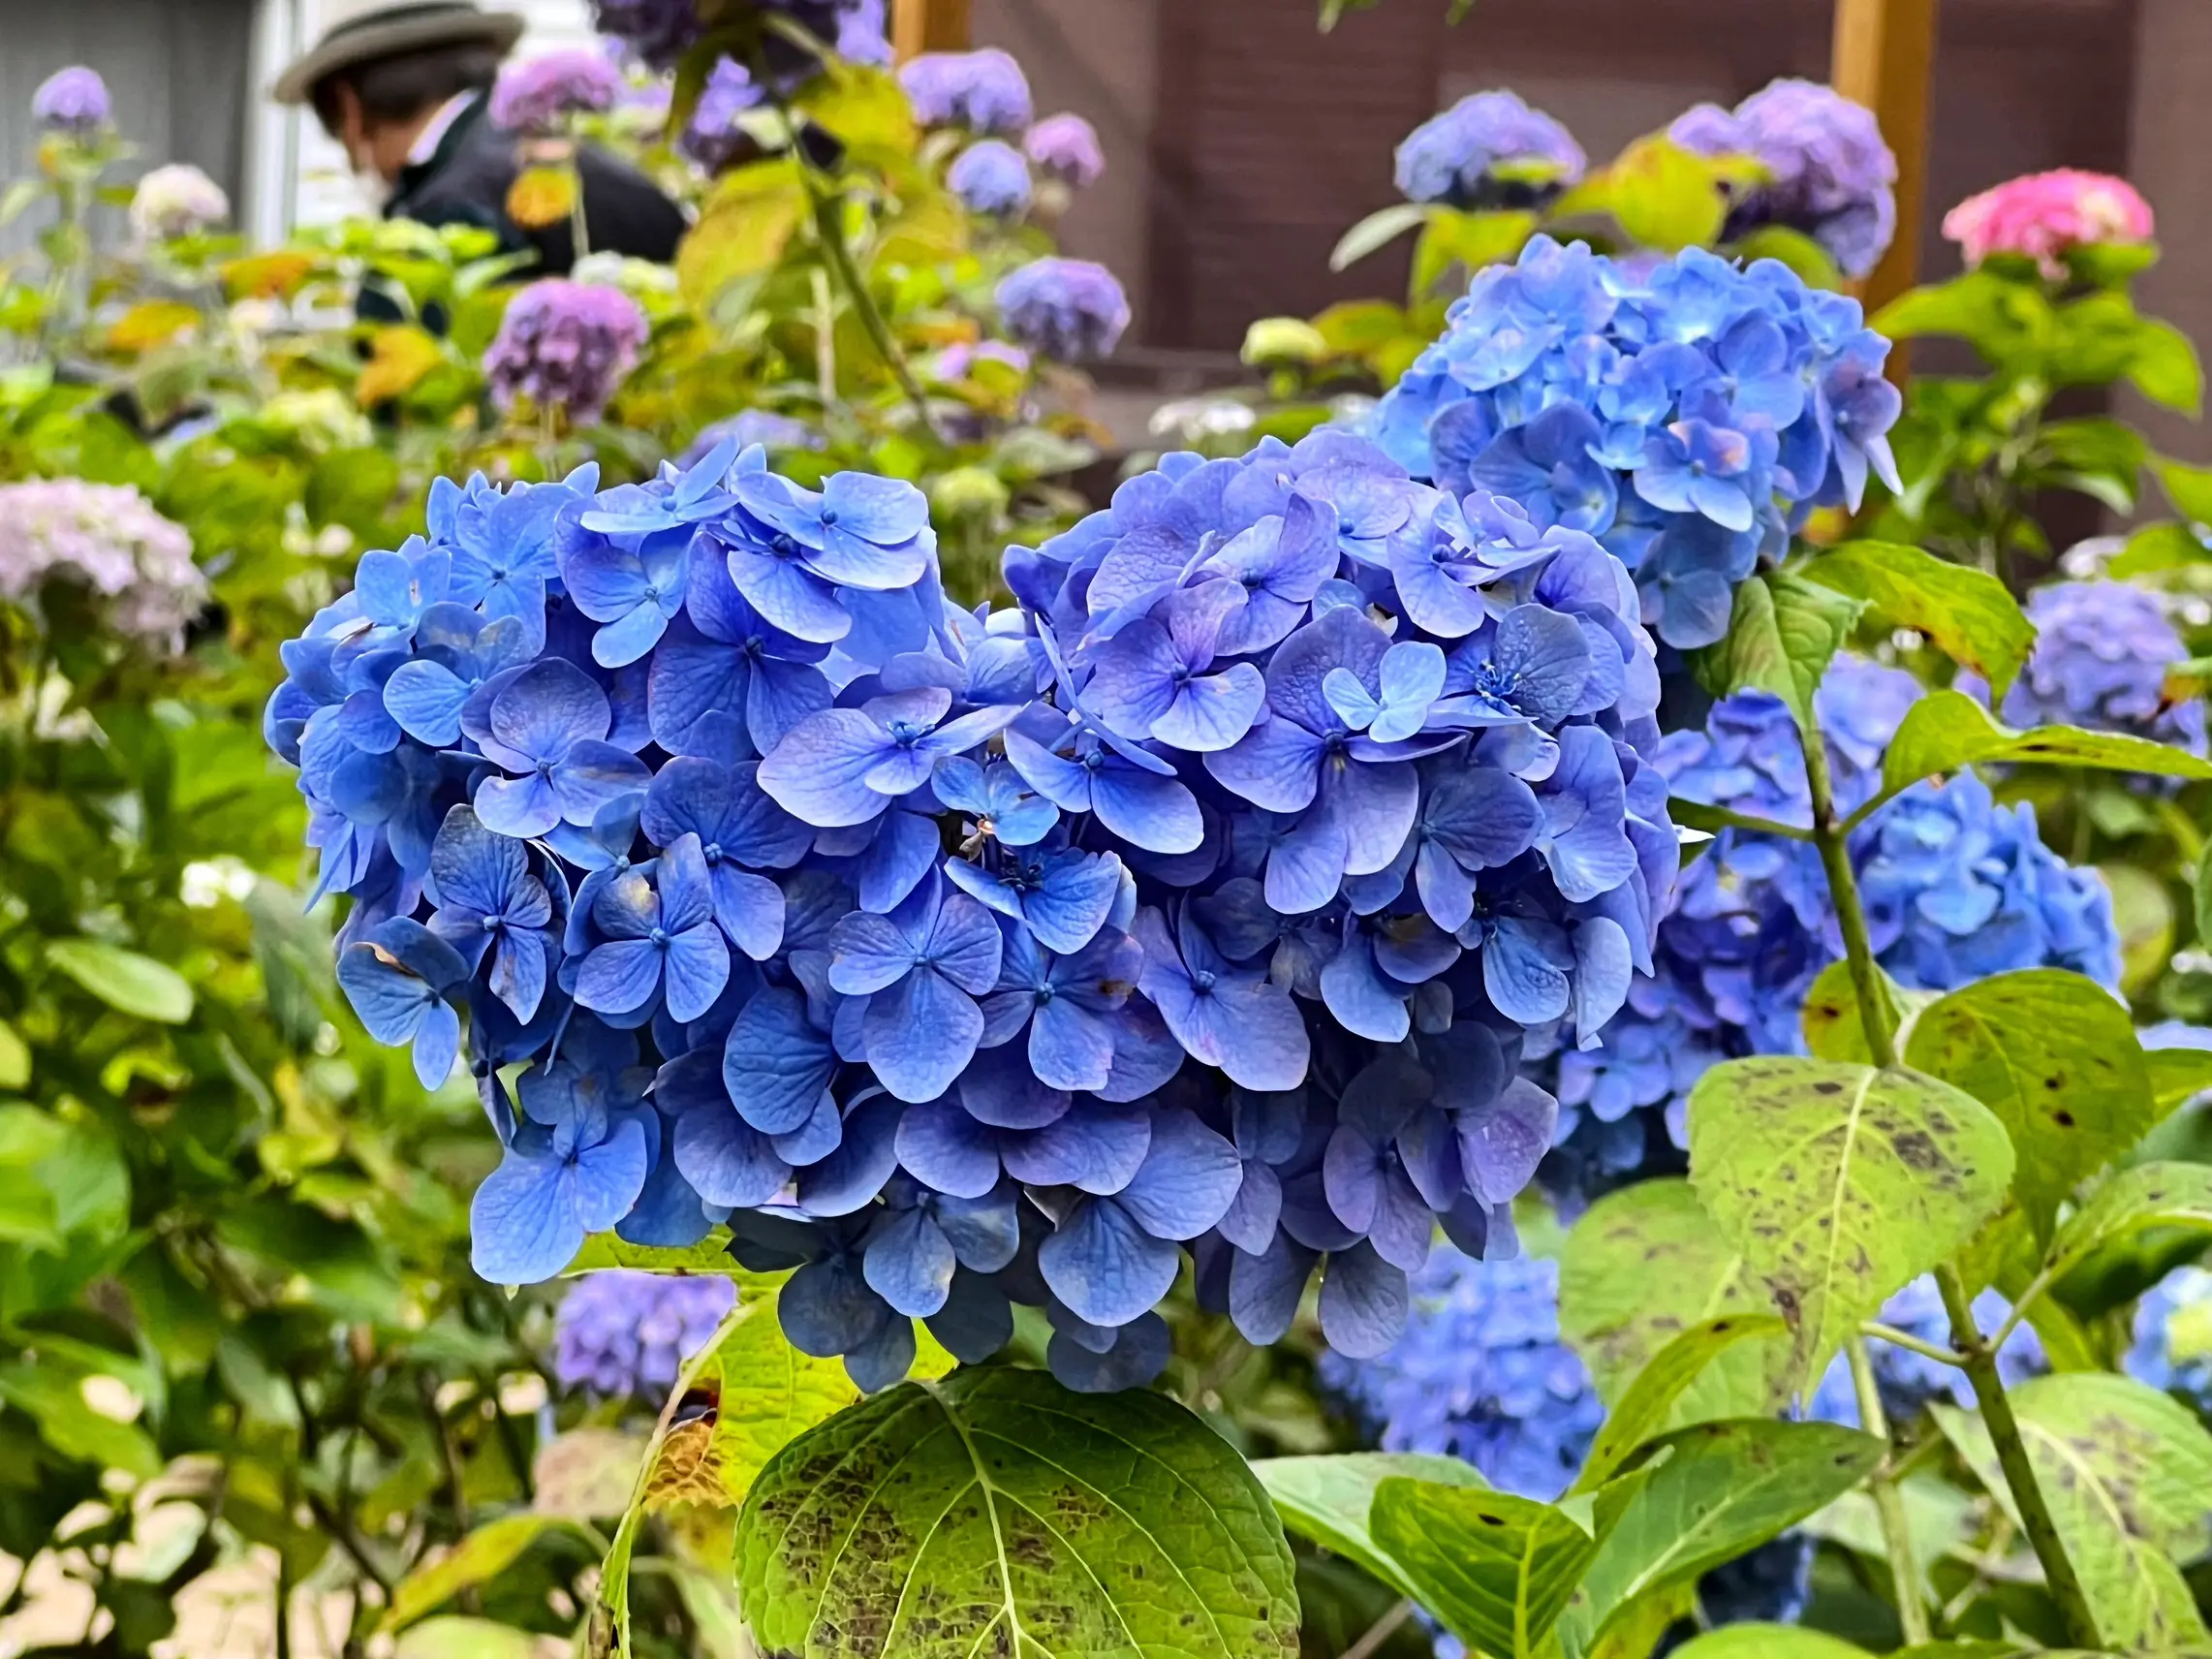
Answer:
490;47;621;134
0;479;204;649
1943;170;2154;275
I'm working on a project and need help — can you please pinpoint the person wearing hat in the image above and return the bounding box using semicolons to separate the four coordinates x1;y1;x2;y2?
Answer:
275;1;685;315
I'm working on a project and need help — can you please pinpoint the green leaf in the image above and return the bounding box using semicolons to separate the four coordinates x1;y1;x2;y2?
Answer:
1726;226;1843;289
794;63;916;167
2108;519;2208;578
1686;1058;2014;1388
1797;958;1930;1066
1935;1376;2212;1650
0;1362;161;1480
2042;1163;2212;1290
675;160;805;312
1694;572;1866;734
0;1020;28;1090
2146;1045;2212;1113
1256;1453;1486;1598
1330;203;1434;272
1606;137;1728;252
1570;1315;1789;1494
1902;970;2154;1242
1371;1476;1627;1659
1663;1631;1869;1658
46;939;194;1023
1568;1420;1885;1649
736;1367;1300;1659
701;1286;859;1505
1412;208;1538;294
381;1515;571;1633
1557;1179;1787;1424
2158;456;2212;522
563;1229;751;1276
393;1617;547;1659
1802;542;2036;697
1880;689;2212;796
2130;317;2204;415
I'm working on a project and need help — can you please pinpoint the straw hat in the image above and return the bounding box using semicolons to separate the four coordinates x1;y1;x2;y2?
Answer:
273;1;525;105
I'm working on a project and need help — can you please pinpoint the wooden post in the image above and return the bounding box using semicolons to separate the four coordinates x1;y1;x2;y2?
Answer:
892;0;973;59
1832;0;1941;323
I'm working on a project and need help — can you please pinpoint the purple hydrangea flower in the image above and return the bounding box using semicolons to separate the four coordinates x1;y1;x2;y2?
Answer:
899;47;1032;135
1997;580;2206;751
837;0;892;65
32;66;109;135
1394;90;1584;209
948;139;1033;218
1670;78;1899;279
1025;112;1104;188
1371;236;1904;650
994;257;1130;361
592;0;701;71
678;57;762;172
0;478;204;649
484;279;649;425
491;47;622;133
555;1269;736;1396
273;262;1694;1392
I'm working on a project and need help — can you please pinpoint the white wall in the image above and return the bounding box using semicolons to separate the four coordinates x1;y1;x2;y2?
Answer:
245;0;596;244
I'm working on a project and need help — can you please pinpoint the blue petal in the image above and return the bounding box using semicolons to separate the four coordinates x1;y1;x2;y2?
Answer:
757;708;892;827
863;968;984;1104
863;1207;955;1317
469;1149;579;1284
720;986;835;1134
1002;1100;1151;1195
1317;1241;1409;1357
1116;1109;1241;1241
1038;1198;1181;1328
894;1100;1002;1199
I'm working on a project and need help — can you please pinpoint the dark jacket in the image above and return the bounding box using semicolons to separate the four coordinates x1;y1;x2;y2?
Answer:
366;93;687;320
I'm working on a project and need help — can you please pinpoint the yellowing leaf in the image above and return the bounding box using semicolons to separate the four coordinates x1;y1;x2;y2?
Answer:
506;165;578;231
221;250;317;300
357;326;444;408
107;300;201;353
677;161;805;313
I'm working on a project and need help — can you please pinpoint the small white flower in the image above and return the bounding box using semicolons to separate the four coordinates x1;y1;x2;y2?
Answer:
129;164;229;243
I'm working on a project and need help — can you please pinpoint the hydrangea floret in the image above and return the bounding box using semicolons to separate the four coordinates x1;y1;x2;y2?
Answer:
1370;236;1904;652
554;1269;737;1396
679;58;763;173
1025;113;1105;189
272;261;1685;1387
1944;170;2155;275
898;47;1032;136
32;66;109;135
1393;91;1584;210
484;279;650;426
947;139;1032;219
1669;78;1898;278
994;258;1130;362
1984;580;2205;751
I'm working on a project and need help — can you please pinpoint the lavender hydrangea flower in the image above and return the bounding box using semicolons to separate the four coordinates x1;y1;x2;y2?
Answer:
32;67;109;135
485;279;649;425
1371;236;1903;651
1994;580;2206;752
1811;1275;2044;1425
948;139;1033;218
837;0;892;65
995;257;1130;361
554;1269;736;1396
678;57;762;172
1544;655;2121;1205
491;47;622;133
273;253;1696;1391
1394;90;1584;209
0;479;205;649
1025;113;1104;188
1670;78;1899;279
129;164;230;242
899;47;1032;135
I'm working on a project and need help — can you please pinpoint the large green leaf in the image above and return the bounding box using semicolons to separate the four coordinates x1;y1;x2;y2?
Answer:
702;1286;859;1505
1605;137;1728;252
1902;971;2153;1242
1371;1475;1633;1659
1797;958;1929;1065
1663;1631;1868;1658
1935;1375;2212;1650
2041;1162;2212;1286
1881;689;2212;796
563;1229;753;1276
1256;1453;1486;1597
736;1367;1299;1659
1566;1420;1884;1648
46;938;194;1023
1557;1179;1784;1423
380;1515;574;1633
1686;1058;2014;1387
1694;571;1866;733
1803;542;2036;697
1569;1315;1788;1493
1330;203;1434;271
2145;1043;2212;1113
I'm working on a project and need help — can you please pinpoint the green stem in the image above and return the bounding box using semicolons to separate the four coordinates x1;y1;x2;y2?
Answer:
1798;701;2103;1650
566;160;591;263
805;186;938;439
1860;1321;1961;1368
1848;1337;1930;1645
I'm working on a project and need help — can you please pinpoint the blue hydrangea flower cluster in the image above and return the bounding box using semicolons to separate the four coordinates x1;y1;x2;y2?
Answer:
272;346;1678;1388
1810;1275;2044;1426
1688;1536;1818;1636
1544;656;2122;1203
1393;90;1585;209
1994;580;2207;752
1371;236;1904;653
898;47;1033;136
993;258;1131;362
947;138;1033;218
554;1268;737;1397
2128;1266;2212;1412
32;66;110;135
1320;1250;1603;1500
1669;78;1899;280
678;58;763;172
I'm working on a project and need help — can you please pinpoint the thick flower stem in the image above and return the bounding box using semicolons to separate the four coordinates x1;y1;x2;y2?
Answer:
1848;1337;1930;1644
1797;703;2103;1650
806;185;941;440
